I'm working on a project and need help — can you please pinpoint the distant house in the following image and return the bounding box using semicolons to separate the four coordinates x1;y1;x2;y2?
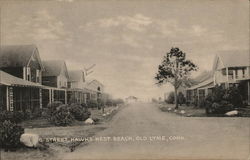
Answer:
0;44;44;112
86;79;104;103
41;60;69;106
125;96;138;103
186;50;250;106
67;70;88;104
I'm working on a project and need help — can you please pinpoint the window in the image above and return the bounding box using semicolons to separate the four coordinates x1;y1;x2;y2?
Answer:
242;68;246;78
221;68;226;75
235;69;238;78
36;70;40;83
27;67;31;81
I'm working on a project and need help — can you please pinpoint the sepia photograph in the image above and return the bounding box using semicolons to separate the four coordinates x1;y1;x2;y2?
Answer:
0;0;249;159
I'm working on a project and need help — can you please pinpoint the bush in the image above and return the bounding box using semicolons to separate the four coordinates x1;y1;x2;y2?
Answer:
0;111;25;123
30;108;43;119
87;99;98;108
0;120;24;151
69;103;91;121
177;92;186;106
45;101;63;119
50;104;74;126
165;92;175;104
205;85;243;115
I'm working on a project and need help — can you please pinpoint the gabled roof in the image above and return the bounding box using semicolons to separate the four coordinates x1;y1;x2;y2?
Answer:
213;50;249;70
192;70;213;84
42;60;69;78
86;79;103;87
0;44;43;69
187;77;214;90
0;70;42;87
68;70;85;82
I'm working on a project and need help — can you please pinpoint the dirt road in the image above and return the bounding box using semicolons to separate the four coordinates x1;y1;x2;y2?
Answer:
61;102;250;160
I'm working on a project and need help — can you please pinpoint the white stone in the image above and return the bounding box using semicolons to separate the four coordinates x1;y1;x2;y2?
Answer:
225;110;238;116
180;110;186;114
85;118;94;124
20;133;39;148
102;113;106;117
168;108;172;111
174;110;177;112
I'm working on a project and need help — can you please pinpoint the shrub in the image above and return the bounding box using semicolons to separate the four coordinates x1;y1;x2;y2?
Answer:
166;92;175;104
0;111;25;123
45;101;63;119
87;99;98;108
205;85;242;115
69;103;91;121
24;109;32;120
177;92;186;106
0;120;24;151
50;104;74;126
30;108;43;119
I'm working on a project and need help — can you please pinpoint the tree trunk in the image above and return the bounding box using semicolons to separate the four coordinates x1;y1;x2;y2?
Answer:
174;88;178;109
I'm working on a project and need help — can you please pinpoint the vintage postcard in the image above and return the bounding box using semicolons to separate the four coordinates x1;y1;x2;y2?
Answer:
0;0;249;160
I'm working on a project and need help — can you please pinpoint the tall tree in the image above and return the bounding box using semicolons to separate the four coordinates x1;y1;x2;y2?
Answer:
155;47;198;109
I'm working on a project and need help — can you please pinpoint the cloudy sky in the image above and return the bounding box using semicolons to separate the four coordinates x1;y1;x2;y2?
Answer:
0;0;249;100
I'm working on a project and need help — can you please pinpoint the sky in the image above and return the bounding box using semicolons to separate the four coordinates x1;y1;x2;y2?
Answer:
0;0;249;100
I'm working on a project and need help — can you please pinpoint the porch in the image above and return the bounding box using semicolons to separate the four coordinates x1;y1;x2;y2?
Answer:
0;70;42;112
42;86;67;107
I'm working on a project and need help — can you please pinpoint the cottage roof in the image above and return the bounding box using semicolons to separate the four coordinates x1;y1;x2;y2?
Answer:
216;50;249;69
187;77;214;90
0;44;43;69
68;70;85;82
86;79;104;87
42;60;69;78
0;70;42;87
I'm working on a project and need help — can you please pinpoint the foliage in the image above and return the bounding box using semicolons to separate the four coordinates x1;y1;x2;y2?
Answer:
177;92;186;106
87;99;98;108
69;103;91;121
112;98;124;106
46;102;74;126
45;101;63;119
50;104;74;126
0;111;25;123
152;98;158;103
205;85;243;114
165;92;175;104
105;98;124;106
0;120;24;151
155;47;198;109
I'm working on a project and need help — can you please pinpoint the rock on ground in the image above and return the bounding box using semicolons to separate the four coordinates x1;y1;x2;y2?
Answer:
85;118;94;124
20;133;39;148
225;110;238;116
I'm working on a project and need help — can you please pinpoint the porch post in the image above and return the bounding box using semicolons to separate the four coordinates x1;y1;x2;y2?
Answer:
9;87;13;111
248;80;250;105
39;89;42;109
65;90;67;104
226;67;229;88
6;86;9;111
52;89;54;102
49;89;52;104
197;89;200;105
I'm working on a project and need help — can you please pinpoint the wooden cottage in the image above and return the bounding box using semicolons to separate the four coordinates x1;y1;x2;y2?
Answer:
186;50;250;106
42;60;69;106
67;70;88;104
0;44;44;112
212;51;250;105
86;79;104;103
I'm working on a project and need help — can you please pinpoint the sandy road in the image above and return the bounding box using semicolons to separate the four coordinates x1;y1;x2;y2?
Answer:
61;102;250;160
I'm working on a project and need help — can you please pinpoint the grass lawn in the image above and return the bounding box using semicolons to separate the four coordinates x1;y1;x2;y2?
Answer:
158;103;207;117
1;105;123;160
